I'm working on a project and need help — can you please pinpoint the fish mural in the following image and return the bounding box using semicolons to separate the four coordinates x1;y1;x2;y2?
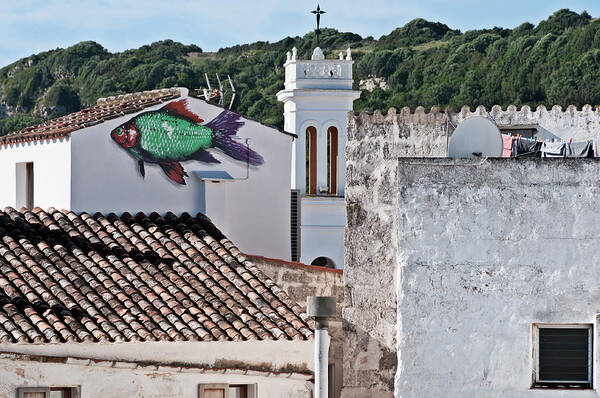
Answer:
110;99;264;185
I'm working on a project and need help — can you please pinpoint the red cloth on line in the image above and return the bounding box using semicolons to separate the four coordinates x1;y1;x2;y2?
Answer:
502;134;513;157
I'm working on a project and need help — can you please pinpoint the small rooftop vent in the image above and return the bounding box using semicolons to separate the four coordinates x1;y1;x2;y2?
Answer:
448;117;502;158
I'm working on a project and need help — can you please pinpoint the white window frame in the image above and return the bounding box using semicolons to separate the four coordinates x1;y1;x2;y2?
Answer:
531;323;593;388
198;383;257;398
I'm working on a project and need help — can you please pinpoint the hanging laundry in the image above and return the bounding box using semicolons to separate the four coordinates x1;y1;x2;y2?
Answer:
512;138;542;158
566;140;594;158
541;141;566;158
501;134;513;158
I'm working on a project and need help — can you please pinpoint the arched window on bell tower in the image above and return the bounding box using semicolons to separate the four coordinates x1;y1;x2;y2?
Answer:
306;126;317;194
327;126;338;195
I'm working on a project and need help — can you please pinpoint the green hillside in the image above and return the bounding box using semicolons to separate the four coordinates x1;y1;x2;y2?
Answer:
1;9;599;135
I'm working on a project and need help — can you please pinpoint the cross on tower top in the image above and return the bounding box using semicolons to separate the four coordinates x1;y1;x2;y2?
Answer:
311;4;326;45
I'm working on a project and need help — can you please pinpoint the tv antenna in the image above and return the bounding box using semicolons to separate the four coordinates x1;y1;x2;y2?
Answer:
201;73;236;110
311;4;326;45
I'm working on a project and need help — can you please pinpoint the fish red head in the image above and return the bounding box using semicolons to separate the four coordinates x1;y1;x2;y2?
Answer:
111;121;139;148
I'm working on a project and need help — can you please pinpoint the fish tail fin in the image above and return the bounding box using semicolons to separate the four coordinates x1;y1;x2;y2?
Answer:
208;111;264;166
160;161;187;185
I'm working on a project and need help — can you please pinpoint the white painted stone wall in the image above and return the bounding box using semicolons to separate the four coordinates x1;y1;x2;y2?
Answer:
343;111;399;398
344;108;600;397
0;138;71;210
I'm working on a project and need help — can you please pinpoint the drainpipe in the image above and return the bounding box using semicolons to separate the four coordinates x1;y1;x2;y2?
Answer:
307;296;336;398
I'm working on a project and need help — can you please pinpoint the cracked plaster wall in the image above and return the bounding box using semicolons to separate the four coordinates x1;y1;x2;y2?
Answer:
396;158;600;397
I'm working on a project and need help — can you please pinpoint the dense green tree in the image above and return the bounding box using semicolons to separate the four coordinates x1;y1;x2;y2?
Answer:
0;114;44;135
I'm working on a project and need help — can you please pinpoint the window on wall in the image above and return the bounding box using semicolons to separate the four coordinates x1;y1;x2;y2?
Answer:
198;384;255;398
306;126;317;194
532;324;593;389
15;161;34;209
327;126;338;195
18;387;78;398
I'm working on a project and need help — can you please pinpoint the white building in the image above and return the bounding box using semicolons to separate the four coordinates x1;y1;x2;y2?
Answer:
277;47;360;269
0;88;294;261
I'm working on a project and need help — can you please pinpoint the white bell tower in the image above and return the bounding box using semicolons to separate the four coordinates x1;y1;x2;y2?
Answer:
276;46;360;269
277;46;360;196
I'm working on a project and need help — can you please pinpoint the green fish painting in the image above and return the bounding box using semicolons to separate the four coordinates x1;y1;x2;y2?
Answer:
110;99;264;184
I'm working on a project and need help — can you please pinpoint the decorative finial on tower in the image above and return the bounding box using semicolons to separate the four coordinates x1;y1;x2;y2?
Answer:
312;47;325;60
292;47;298;61
339;52;344;60
311;4;326;46
346;48;352;61
286;51;292;62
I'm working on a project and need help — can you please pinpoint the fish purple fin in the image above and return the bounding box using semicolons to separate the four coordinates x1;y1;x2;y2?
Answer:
213;134;264;166
207;110;263;166
160;99;204;124
204;110;244;135
188;149;221;164
160;161;188;185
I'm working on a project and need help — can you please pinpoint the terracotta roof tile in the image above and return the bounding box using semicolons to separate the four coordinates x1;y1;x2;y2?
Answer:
0;207;312;343
0;89;181;146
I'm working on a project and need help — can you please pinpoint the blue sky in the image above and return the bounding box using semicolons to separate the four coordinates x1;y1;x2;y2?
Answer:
0;0;599;67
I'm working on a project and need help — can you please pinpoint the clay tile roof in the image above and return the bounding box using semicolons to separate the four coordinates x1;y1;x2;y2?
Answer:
0;207;312;343
0;88;182;146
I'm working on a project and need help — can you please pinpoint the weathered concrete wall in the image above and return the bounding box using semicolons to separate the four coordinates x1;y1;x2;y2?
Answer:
355;105;600;159
343;111;400;397
397;158;600;397
250;255;343;398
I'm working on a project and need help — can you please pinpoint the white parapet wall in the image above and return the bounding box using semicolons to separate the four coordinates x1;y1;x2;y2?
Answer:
353;104;600;159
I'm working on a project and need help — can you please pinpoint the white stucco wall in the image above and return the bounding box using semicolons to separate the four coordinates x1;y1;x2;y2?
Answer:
395;158;600;397
0;358;311;398
69;94;292;260
0;138;71;210
0;340;313;397
300;196;345;268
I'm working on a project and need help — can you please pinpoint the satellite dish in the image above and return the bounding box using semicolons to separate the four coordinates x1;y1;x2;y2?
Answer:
449;117;502;158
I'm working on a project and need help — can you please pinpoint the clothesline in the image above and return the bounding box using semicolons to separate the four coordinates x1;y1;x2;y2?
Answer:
502;134;594;158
